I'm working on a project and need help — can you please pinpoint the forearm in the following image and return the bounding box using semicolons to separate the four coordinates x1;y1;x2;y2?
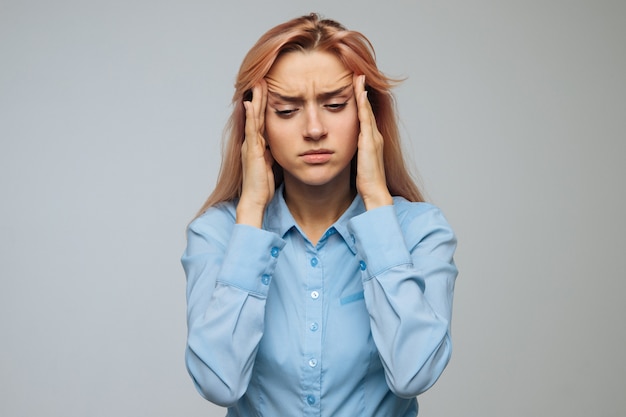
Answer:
363;265;453;397
183;217;285;405
348;203;458;397
186;283;267;406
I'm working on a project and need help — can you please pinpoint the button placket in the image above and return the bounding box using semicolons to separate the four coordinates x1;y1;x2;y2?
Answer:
304;248;322;411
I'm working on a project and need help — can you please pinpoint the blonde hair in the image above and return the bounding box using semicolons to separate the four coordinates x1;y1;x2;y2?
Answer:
196;13;424;216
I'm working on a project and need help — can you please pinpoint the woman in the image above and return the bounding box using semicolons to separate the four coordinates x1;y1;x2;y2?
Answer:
182;13;458;416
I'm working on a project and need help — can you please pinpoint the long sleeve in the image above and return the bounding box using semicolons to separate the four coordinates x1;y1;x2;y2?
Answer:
181;205;285;406
347;202;458;398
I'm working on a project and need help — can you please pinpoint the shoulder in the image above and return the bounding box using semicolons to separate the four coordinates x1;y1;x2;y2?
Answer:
392;197;456;250
187;201;238;237
392;197;450;227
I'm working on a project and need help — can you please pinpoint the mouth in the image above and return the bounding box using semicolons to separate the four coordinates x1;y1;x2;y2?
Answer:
301;149;333;155
300;149;333;164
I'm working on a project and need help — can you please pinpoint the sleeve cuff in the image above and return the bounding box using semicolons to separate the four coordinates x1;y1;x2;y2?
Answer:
347;205;412;279
218;224;286;297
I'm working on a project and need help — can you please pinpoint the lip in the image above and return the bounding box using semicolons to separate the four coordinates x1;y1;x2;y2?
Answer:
300;149;333;164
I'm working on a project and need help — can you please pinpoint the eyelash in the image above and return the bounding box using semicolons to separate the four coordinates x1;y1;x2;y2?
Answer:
326;102;348;111
275;109;296;116
274;102;348;117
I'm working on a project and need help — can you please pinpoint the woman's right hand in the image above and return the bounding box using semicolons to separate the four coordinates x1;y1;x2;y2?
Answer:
237;80;275;228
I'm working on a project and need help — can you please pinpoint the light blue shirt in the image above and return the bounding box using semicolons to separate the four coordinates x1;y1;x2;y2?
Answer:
182;186;458;416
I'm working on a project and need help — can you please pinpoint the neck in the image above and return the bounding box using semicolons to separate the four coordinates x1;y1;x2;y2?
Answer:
282;174;355;245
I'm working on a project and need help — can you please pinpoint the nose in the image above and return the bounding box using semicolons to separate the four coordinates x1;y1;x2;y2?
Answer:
303;106;327;141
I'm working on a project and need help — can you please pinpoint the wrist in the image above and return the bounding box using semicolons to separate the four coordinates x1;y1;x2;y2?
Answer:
236;199;266;228
362;191;393;211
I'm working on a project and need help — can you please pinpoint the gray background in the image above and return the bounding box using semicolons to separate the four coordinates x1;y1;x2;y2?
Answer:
1;0;624;416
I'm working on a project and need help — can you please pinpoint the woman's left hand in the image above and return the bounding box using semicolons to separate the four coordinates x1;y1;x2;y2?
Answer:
354;74;393;210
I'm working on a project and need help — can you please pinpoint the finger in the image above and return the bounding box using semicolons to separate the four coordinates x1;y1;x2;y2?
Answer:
264;147;274;169
247;82;268;147
355;81;381;157
258;79;268;132
353;73;366;120
354;75;376;138
250;83;262;129
353;72;364;95
249;82;267;133
243;100;257;142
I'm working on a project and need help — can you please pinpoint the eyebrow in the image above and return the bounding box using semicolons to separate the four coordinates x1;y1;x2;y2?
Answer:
268;84;352;103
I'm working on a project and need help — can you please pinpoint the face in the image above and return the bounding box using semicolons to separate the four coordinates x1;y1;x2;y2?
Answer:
264;50;358;190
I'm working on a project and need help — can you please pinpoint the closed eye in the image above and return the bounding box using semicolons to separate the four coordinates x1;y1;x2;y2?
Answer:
325;102;348;111
274;108;298;117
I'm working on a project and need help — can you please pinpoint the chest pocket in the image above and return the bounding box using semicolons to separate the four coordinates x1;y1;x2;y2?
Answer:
340;290;364;305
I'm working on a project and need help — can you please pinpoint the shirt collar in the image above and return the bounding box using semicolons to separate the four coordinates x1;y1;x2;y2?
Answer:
263;184;365;254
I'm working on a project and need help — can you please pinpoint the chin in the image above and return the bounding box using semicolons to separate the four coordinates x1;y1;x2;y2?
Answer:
283;164;351;189
295;173;347;188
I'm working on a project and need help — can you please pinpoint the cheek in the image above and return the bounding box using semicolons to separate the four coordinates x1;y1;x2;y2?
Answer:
264;120;287;159
264;116;278;146
264;113;298;149
346;106;359;135
340;111;360;146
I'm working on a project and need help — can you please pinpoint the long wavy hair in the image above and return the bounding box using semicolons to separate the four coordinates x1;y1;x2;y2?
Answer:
196;13;424;216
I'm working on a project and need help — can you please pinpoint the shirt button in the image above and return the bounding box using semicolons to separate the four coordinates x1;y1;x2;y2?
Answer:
270;247;280;258
306;395;316;405
310;257;318;267
309;322;319;332
310;291;319;299
261;274;270;285
308;358;318;368
359;260;367;271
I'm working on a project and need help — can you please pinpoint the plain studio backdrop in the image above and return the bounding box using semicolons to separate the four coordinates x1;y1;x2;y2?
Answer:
1;1;624;416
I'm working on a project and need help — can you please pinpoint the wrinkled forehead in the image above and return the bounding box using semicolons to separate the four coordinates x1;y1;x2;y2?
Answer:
264;50;353;96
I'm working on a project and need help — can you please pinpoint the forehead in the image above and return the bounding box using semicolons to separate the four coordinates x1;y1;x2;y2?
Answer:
265;50;352;94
